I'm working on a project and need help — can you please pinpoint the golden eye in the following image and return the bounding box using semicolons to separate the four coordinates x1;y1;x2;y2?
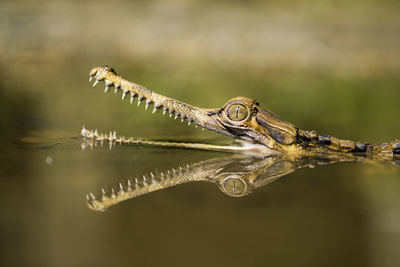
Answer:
227;104;249;121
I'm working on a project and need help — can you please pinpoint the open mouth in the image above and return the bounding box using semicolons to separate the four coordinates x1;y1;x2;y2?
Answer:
82;66;301;156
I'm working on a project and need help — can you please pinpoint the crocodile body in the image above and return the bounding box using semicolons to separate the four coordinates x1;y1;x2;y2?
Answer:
83;66;400;162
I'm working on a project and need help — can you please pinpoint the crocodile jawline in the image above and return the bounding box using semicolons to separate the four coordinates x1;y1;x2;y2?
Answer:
83;66;400;161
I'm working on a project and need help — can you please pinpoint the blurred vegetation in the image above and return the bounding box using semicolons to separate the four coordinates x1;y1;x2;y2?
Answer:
0;0;399;140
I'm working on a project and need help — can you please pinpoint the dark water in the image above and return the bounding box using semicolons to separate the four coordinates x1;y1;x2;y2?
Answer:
1;0;400;266
2;122;400;267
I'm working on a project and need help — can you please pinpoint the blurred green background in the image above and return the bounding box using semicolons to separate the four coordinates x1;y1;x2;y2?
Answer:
0;0;399;266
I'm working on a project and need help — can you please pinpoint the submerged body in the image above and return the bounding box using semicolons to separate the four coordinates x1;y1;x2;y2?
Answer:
83;66;400;162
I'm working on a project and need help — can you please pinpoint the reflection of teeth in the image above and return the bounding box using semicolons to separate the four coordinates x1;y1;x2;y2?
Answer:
127;180;132;191
119;183;125;195
111;188;116;198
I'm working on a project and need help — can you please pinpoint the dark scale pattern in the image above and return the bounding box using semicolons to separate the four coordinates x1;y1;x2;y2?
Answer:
355;142;366;152
393;143;400;155
318;135;331;145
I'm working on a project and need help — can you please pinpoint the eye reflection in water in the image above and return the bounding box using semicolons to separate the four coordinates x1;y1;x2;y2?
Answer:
83;139;398;212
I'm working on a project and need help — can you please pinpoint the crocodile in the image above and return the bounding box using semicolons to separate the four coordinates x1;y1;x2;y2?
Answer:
86;153;368;212
83;66;400;162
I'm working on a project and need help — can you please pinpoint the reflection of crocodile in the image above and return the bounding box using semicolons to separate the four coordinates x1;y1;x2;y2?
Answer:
85;153;376;212
83;66;400;162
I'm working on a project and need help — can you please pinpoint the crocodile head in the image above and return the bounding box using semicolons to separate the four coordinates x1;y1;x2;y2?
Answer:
88;66;299;155
199;96;299;151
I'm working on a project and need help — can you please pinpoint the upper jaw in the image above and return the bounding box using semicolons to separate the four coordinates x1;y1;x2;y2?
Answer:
88;66;242;138
89;66;294;153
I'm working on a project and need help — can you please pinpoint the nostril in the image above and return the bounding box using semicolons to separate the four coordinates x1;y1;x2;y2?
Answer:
89;67;99;77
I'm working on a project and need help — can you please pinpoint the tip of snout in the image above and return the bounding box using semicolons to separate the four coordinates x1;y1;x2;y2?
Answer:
89;65;116;78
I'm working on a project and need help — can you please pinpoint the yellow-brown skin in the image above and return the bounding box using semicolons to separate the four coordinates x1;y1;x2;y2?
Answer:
87;66;400;161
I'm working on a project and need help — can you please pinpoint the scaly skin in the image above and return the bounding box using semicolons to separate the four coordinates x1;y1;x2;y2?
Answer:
84;66;400;161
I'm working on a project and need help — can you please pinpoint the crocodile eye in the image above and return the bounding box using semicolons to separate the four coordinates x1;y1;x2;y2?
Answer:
226;104;249;121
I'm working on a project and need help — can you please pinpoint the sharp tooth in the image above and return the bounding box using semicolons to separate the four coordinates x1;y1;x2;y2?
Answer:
137;97;143;106
152;106;157;113
90;192;96;200
122;91;128;100
181;117;184;123
188;120;191;126
169;113;172;118
130;92;135;104
145;99;151;110
89;77;93;82
111;188;116;198
114;87;118;93
93;80;99;87
163;108;167;115
113;131;117;139
104;86;109;92
175;114;179;120
81;125;87;137
101;190;108;201
119;183;125;194
195;124;198;128
101;188;106;195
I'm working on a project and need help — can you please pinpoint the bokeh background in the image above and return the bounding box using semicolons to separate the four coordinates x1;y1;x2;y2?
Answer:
1;0;400;266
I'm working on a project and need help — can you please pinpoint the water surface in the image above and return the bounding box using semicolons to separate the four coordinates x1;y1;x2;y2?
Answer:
1;1;400;266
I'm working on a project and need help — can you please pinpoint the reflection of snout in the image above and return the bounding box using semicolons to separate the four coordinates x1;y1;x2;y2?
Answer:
218;175;250;197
